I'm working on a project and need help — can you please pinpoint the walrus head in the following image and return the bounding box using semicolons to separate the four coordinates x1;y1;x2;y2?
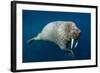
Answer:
66;22;81;49
66;22;81;39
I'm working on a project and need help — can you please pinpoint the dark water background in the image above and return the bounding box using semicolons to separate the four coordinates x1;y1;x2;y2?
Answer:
22;10;91;63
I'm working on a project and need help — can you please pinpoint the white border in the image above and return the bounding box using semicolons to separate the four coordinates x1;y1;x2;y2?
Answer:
16;3;96;70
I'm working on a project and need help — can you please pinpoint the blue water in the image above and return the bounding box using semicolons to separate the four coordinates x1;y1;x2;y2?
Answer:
22;10;91;63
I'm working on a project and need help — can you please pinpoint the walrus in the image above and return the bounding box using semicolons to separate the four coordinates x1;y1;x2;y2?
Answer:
27;21;81;56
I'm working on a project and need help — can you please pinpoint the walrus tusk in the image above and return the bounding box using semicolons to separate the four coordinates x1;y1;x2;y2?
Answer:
71;39;74;49
74;41;78;48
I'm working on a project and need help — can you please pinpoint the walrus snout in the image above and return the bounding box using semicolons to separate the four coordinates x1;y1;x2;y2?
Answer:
71;28;81;39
